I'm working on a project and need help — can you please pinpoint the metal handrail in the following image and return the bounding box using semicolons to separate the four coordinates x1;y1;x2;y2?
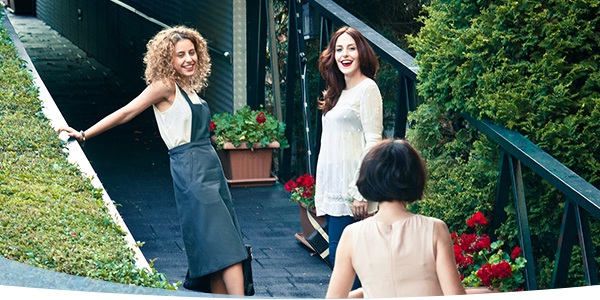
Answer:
463;115;600;219
109;0;231;63
307;0;419;80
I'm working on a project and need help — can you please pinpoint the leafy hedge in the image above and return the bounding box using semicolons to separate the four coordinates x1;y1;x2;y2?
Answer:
0;15;177;290
407;0;600;288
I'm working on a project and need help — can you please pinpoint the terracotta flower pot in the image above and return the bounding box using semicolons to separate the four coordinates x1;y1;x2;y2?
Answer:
217;141;280;187
465;287;500;294
298;202;326;238
295;202;326;252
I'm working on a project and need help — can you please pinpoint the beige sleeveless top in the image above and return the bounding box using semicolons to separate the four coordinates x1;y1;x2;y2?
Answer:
350;214;443;298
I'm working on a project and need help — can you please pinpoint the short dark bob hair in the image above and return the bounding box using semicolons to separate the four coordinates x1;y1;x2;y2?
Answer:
357;139;427;203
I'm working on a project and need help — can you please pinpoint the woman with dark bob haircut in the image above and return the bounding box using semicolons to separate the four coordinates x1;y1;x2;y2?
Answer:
356;139;427;203
326;139;465;298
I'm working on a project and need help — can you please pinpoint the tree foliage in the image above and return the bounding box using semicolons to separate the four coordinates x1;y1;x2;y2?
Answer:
407;0;600;288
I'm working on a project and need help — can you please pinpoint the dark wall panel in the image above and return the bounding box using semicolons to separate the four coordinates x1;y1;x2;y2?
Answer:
189;0;235;114
34;0;237;109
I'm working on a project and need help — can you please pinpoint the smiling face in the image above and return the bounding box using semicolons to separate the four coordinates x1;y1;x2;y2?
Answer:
335;32;362;79
172;39;197;78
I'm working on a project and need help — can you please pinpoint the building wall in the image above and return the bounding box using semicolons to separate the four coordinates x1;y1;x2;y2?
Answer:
34;0;243;114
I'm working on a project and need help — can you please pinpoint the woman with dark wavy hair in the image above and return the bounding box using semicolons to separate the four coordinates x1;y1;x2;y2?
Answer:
326;139;466;298
58;26;247;295
314;26;383;282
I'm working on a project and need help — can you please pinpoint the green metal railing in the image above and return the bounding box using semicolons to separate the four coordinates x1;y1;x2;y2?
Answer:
284;0;600;290
463;115;600;289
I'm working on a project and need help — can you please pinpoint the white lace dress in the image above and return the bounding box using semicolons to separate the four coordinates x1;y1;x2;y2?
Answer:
314;78;383;217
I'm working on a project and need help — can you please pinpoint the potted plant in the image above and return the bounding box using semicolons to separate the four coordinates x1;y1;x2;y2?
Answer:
453;212;527;293
284;174;326;250
210;105;289;187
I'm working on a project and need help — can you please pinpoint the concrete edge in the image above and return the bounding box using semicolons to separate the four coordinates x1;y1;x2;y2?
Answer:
0;256;210;297
1;7;150;271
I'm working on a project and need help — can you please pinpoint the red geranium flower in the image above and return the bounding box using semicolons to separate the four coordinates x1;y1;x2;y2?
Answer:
466;211;488;228
297;173;315;188
256;111;266;124
474;234;491;251
492;260;512;279
476;263;494;286
301;189;314;199
456;233;477;252
209;120;216;132
454;212;526;292
284;179;297;193
285;174;316;209
511;246;522;260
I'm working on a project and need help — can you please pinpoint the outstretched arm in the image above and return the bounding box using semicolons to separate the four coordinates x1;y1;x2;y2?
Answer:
58;80;173;141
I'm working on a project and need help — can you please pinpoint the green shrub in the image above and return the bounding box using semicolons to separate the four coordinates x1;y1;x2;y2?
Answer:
0;16;177;290
407;0;600;288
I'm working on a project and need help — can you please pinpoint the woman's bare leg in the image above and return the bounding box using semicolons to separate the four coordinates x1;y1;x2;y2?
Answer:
210;262;244;295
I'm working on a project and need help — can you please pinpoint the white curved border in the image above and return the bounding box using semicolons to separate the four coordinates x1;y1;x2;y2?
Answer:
4;6;600;300
2;281;600;299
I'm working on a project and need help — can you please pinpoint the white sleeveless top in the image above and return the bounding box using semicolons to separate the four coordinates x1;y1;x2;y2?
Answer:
152;85;201;150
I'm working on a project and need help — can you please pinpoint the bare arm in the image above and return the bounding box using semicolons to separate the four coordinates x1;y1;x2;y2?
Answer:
58;80;173;141
434;220;466;295
348;288;364;298
326;228;356;298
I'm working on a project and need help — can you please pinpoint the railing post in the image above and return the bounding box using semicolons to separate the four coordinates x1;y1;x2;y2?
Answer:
394;74;409;139
293;0;316;176
569;200;598;285
313;17;332;167
491;153;510;236
552;201;599;288
575;202;599;285
508;156;538;290
553;200;578;288
281;0;300;181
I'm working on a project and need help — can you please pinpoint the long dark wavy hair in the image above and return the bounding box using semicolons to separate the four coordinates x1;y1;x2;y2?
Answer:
318;26;379;114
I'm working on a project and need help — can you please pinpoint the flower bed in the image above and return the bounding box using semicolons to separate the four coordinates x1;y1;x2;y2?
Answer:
452;212;527;292
284;174;316;209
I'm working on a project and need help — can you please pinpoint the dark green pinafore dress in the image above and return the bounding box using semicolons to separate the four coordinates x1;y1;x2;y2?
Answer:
167;87;247;285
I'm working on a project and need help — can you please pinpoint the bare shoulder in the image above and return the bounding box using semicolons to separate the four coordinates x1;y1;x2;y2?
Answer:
141;79;177;110
431;217;450;233
429;217;453;248
148;79;176;97
340;220;361;240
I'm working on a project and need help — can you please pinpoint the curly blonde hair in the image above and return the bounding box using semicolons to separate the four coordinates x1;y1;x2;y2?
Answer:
143;26;211;93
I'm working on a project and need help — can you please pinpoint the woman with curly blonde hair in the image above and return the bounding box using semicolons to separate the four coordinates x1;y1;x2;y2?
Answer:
144;26;211;93
59;26;248;295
